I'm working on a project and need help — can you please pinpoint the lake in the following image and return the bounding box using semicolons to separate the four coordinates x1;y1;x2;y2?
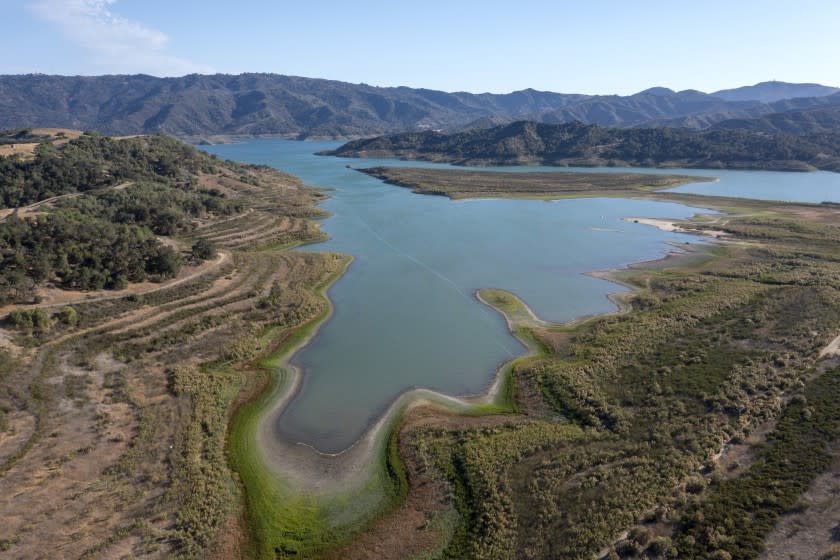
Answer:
204;140;839;452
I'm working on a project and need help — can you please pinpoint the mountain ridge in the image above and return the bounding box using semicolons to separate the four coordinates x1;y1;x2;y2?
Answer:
712;80;840;103
1;74;839;139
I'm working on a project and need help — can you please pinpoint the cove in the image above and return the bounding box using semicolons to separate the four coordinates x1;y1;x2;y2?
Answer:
205;139;720;452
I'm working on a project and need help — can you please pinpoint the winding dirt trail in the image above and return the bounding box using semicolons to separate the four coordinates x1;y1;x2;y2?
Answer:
0;181;135;224
0;249;231;317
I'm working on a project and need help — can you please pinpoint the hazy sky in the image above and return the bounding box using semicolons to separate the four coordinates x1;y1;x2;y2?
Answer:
4;0;840;95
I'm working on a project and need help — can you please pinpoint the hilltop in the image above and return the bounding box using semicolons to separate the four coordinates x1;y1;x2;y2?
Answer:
711;80;840;103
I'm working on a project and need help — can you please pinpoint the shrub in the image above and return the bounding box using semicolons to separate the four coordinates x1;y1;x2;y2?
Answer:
7;309;33;331
7;308;51;333
647;536;673;556
57;306;78;326
615;539;641;557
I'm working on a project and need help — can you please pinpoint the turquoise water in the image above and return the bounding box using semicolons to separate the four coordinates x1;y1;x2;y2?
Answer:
204;140;800;452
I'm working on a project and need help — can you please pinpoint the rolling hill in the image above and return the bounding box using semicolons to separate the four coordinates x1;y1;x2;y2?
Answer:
323;120;840;172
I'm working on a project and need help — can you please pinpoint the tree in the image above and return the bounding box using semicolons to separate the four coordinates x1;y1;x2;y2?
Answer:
31;308;51;332
191;238;216;261
146;246;181;278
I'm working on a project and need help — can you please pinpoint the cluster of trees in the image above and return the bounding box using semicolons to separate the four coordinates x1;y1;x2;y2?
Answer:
56;181;241;235
0;132;219;208
6;305;77;333
0;211;181;298
0;134;240;304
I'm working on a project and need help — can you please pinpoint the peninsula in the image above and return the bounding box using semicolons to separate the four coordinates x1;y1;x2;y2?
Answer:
358;166;714;199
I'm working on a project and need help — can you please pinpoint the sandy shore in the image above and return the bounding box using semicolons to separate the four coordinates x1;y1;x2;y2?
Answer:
624;216;730;238
243;208;740;541
249;257;525;501
626;217;684;232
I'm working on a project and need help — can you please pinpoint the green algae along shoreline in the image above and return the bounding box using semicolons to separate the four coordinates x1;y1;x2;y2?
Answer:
226;253;524;558
226;218;724;559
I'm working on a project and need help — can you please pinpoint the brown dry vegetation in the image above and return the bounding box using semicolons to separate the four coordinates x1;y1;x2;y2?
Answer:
0;143;39;159
359;166;713;199
5;144;840;560
0;128;82;160
0;144;341;559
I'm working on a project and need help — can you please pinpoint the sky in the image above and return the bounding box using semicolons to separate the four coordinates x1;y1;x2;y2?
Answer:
3;0;840;95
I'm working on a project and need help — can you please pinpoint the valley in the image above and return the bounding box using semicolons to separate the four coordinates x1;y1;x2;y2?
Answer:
1;109;839;560
4;2;840;558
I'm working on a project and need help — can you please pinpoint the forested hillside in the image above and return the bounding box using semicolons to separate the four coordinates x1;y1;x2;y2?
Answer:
711;105;840;135
0;127;339;559
325;120;840;171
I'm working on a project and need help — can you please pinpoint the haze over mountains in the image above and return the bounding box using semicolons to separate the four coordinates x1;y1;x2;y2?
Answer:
1;74;839;139
711;81;839;103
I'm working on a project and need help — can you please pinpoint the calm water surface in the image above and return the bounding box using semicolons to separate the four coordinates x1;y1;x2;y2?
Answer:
478;164;840;203
204;140;837;452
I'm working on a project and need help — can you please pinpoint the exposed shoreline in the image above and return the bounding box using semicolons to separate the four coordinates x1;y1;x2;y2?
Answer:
235;205;729;551
253;211;723;465
357;165;715;200
623;216;731;238
227;161;746;556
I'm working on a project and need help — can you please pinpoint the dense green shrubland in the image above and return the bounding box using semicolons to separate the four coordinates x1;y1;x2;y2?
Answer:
672;367;840;559
411;206;840;560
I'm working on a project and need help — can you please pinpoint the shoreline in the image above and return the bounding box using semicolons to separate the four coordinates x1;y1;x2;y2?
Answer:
323;151;828;173
623;216;731;238
230;203;730;555
221;148;742;553
256;206;728;464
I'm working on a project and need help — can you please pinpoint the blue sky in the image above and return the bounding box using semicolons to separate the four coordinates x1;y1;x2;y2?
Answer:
4;0;839;95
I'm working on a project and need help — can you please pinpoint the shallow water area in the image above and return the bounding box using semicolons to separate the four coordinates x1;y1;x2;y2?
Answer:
204;140;731;452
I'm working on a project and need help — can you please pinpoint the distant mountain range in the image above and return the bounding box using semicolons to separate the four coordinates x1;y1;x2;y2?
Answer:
711;81;839;103
1;74;839;139
323;120;840;172
710;105;840;135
